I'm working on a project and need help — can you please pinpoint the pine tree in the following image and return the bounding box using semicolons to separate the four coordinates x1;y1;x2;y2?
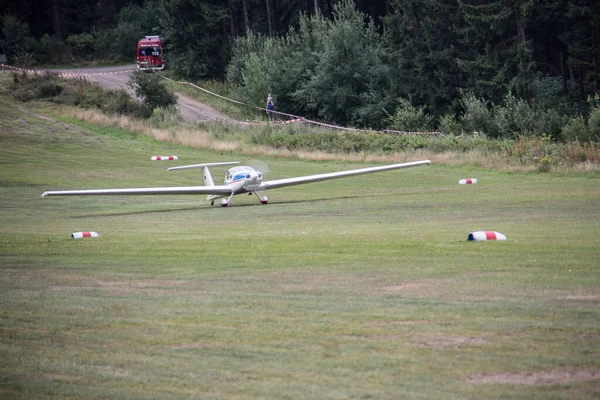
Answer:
384;0;463;118
161;0;230;79
456;0;535;104
562;0;600;99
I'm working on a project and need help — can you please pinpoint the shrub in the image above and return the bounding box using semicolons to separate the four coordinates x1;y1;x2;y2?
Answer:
52;77;97;106
36;83;63;98
587;95;600;142
458;92;496;137
387;98;435;132
561;115;590;142
77;84;106;109
10;71;63;101
12;51;37;68
494;92;538;139
128;71;177;110
13;88;36;102
39;34;69;64
103;89;152;119
439;114;464;136
536;109;569;141
66;33;96;60
149;105;181;127
537;155;553;172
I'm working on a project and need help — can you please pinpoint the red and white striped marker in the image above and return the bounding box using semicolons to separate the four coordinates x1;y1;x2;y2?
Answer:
467;231;506;241
72;231;100;239
151;156;178;161
279;118;304;125
459;178;478;184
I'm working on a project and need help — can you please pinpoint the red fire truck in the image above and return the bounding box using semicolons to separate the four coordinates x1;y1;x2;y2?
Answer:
136;36;165;71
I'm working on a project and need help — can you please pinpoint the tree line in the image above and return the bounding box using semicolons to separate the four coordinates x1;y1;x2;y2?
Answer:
1;0;599;140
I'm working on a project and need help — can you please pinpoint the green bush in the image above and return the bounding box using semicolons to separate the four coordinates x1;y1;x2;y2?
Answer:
588;95;600;142
536;109;569;141
387;98;435;132
561;115;590;142
52;77;97;106
39;34;70;65
149;105;181;127
10;71;63;101
13;88;36;102
66;33;96;60
12;51;37;68
494;92;538;139
103;89;152;119
36;83;63;98
77;84;106;109
458;92;496;137
128;71;177;110
438;114;464;136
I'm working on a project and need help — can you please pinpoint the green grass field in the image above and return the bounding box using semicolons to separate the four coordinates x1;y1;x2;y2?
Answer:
1;95;599;399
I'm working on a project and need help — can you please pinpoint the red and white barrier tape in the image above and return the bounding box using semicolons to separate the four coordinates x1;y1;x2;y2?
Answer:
279;118;304;125
1;63;39;74
1;63;134;77
155;72;442;135
58;69;135;77
1;63;441;135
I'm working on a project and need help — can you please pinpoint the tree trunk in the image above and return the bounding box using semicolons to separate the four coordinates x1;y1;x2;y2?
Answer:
313;0;319;15
242;0;250;34
52;0;62;41
229;0;237;38
265;0;273;36
560;50;569;96
516;16;532;105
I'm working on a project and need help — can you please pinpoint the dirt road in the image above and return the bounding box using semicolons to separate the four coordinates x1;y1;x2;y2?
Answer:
50;65;234;123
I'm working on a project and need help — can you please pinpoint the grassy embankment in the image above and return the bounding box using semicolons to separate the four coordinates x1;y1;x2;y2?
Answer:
0;75;599;398
5;71;600;173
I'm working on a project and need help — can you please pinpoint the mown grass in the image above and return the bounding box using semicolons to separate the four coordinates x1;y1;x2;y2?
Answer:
1;79;600;399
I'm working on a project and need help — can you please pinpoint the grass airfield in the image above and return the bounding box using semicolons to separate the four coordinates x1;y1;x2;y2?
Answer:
1;99;600;399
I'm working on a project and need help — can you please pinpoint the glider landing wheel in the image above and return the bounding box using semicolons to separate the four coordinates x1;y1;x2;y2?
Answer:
253;192;268;204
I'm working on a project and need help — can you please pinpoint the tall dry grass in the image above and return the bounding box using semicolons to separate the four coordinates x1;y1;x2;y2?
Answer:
72;109;600;172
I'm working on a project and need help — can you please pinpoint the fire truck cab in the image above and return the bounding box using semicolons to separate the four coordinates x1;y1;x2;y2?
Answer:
137;36;165;71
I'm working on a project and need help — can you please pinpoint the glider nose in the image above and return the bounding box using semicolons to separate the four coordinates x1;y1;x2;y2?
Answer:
249;171;263;184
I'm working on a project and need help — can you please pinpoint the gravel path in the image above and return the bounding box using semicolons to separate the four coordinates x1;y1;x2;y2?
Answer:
50;65;234;123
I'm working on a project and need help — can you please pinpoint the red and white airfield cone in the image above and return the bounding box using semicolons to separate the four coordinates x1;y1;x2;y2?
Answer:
467;231;506;241
459;178;478;184
72;231;100;239
151;156;178;161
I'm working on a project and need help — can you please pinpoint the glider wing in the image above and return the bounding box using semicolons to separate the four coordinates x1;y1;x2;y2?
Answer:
42;186;232;197
258;160;430;191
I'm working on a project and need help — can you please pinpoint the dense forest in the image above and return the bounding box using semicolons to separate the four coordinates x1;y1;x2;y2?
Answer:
1;0;599;139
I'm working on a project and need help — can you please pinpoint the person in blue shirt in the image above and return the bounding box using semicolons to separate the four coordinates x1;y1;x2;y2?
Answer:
266;95;275;122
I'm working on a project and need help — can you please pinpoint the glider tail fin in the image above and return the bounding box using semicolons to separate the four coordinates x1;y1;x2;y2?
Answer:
202;166;215;187
167;162;239;203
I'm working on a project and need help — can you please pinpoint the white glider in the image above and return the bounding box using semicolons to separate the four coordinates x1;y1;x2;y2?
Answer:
42;160;430;207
